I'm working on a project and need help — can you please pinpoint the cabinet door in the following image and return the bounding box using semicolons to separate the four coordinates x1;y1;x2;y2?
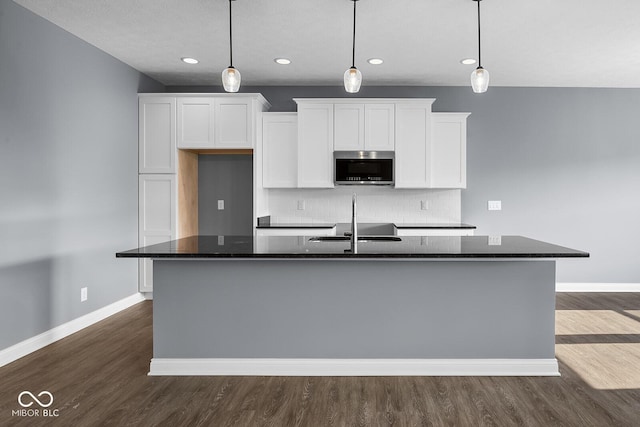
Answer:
176;97;215;149
395;104;432;188
262;113;298;188
431;113;469;188
297;103;334;188
255;227;337;237
139;97;176;173
394;228;474;236
215;98;252;148
334;104;364;151
138;174;177;292
365;104;395;150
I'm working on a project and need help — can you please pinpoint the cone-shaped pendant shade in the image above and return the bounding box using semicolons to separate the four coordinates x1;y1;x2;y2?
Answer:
222;66;241;93
470;66;489;93
344;67;362;93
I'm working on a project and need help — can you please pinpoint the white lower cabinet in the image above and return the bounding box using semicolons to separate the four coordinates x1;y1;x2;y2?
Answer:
262;113;298;188
138;174;177;292
394;227;475;237
254;227;337;253
255;227;337;237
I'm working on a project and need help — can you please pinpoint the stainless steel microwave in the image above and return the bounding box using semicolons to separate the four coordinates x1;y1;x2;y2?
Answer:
334;151;394;185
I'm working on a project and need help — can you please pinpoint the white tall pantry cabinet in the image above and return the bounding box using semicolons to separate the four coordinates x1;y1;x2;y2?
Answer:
139;97;176;173
138;97;177;292
138;93;269;293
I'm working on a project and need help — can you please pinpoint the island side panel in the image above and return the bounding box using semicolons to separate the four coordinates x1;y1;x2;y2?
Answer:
153;259;556;359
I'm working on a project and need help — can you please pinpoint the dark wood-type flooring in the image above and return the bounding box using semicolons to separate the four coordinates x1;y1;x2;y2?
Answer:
2;293;640;426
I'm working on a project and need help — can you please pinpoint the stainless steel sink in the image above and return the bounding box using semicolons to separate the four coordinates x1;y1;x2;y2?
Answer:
309;236;401;242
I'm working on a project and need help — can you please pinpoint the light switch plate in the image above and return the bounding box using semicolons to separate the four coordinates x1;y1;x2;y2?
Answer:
297;200;305;210
488;200;502;211
421;200;429;210
217;200;224;210
80;287;88;302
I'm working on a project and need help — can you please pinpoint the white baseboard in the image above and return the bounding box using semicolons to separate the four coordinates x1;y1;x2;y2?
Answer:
556;283;640;292
149;358;560;377
0;293;146;368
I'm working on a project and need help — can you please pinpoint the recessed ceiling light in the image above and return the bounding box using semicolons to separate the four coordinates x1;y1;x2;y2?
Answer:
460;58;477;65
367;58;384;65
274;58;291;65
181;57;199;64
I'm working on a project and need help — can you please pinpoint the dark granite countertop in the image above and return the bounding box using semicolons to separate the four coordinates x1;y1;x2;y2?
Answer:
256;223;337;229
393;223;476;229
116;235;589;259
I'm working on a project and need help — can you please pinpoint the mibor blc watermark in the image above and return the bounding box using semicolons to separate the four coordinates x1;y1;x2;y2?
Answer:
12;391;60;418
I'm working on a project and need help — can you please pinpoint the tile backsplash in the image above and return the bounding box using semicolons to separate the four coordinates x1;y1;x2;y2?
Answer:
267;187;461;224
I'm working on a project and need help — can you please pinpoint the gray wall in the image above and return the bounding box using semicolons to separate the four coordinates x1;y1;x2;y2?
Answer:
169;85;640;283
0;1;164;351
198;155;253;235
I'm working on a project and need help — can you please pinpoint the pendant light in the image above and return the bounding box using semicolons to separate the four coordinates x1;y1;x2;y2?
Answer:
470;0;489;93
344;0;362;93
221;0;241;92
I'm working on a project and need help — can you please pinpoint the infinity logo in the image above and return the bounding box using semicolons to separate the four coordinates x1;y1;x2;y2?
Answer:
18;391;54;408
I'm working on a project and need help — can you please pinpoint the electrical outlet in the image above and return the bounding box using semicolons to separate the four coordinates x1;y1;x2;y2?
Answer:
80;287;88;302
488;236;502;246
217;200;224;210
488;200;502;211
217;235;225;245
420;200;429;210
297;200;306;210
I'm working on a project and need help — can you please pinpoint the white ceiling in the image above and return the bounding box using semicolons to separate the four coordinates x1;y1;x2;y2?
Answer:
13;0;640;88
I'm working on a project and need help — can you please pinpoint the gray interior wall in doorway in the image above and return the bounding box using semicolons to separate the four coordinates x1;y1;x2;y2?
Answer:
198;155;254;235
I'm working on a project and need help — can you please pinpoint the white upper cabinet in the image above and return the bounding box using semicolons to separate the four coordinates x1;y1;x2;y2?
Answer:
364;103;395;151
334;104;365;151
214;98;251;148
431;113;470;189
262;113;298;188
177;97;215;149
395;101;434;188
139;97;176;173
176;95;265;149
296;102;335;188
333;103;395;151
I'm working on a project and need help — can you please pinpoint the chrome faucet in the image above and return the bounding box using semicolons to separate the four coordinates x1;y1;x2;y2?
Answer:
350;194;358;253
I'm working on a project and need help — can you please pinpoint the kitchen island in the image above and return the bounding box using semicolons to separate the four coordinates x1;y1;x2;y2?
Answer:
116;235;588;376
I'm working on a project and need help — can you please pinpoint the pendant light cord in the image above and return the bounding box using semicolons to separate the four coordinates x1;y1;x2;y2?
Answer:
229;0;233;67
476;0;482;67
351;0;357;68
